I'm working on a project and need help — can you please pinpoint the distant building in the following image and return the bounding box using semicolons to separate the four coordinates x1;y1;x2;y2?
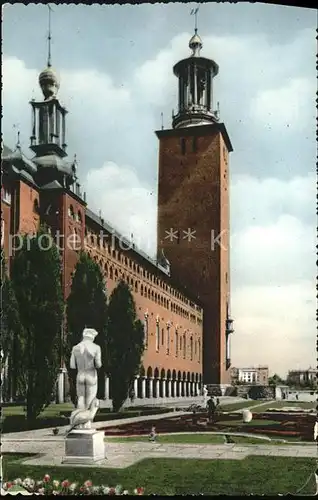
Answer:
231;366;269;386
287;368;316;386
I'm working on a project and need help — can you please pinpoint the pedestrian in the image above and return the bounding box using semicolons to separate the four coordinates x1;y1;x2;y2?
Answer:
149;425;157;442
207;397;216;423
129;388;135;405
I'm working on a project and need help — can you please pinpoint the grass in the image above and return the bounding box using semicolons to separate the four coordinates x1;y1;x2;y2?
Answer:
220;400;266;411
106;433;285;445
2;403;73;418
252;401;315;412
3;454;316;495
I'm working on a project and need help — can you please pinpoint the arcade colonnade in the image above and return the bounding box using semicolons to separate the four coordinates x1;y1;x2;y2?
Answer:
104;367;203;400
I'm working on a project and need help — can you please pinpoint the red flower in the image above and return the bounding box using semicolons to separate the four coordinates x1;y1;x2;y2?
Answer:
84;480;92;488
136;487;144;495
43;475;50;483
7;482;13;489
80;487;84;492
61;480;70;488
109;487;116;495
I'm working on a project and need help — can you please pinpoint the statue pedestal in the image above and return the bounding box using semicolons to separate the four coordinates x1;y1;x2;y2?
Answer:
62;429;105;464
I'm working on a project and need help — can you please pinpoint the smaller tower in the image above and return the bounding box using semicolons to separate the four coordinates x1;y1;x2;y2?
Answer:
28;6;77;190
172;24;219;129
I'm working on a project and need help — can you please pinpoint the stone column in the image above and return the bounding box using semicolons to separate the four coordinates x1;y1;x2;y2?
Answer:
148;378;153;398
57;368;66;404
162;379;166;398
178;380;182;397
166;380;171;398
141;377;146;399
134;377;138;399
173;380;177;398
155;379;160;399
105;376;110;399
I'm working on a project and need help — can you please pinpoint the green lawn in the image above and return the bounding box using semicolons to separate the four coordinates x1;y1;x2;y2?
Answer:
3;454;316;495
106;433;285;445
220;400;268;411
252;401;315;412
2;403;73;418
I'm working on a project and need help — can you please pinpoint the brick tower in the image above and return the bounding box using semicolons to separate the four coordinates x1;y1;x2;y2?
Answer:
156;28;234;388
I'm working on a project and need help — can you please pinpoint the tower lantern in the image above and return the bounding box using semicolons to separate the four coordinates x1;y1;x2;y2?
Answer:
172;23;219;129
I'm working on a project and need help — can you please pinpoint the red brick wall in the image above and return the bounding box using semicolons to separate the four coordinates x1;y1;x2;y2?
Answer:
156;127;231;385
84;229;203;379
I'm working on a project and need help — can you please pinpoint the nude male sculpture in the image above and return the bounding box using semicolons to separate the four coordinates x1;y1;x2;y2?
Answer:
69;328;102;430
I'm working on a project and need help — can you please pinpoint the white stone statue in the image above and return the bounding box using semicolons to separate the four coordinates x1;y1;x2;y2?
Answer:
69;328;102;431
203;384;208;407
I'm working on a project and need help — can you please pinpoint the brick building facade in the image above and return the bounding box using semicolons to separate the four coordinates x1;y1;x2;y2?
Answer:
1;26;234;401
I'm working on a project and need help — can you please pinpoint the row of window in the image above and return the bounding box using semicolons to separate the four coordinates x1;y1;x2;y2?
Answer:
86;241;202;313
144;315;201;363
88;252;202;325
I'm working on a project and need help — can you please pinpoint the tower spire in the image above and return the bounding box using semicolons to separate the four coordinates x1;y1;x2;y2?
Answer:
191;6;199;34
47;5;53;67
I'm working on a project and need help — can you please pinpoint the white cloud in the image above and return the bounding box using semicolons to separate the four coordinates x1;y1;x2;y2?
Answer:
231;281;315;377
231;174;316;231
250;77;316;130
232;215;315;287
84;161;157;257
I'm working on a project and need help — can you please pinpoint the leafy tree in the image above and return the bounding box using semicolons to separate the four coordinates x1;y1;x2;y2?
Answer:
65;251;108;404
0;250;25;401
107;279;144;412
11;228;64;421
268;373;285;386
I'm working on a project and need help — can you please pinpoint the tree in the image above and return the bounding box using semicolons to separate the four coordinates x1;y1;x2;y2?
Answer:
0;250;25;401
11;228;64;421
268;373;285;386
65;251;108;404
107;279;144;412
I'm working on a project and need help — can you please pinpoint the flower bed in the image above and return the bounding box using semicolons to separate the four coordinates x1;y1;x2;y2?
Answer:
102;411;314;441
3;475;144;495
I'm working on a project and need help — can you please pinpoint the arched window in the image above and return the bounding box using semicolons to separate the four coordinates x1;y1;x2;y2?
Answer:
175;330;179;357
183;333;186;359
144;313;149;349
156;318;160;352
68;204;75;218
198;339;201;362
109;267;113;280
141;285;144;296
161;328;164;346
114;268;118;280
135;281;138;293
166;322;170;355
33;198;39;213
190;336;193;361
181;137;186;155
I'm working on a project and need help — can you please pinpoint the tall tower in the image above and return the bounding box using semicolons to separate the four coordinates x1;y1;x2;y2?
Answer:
28;8;86;300
156;27;234;387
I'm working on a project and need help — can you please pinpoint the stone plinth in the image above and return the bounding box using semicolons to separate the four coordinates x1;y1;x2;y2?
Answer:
62;429;105;464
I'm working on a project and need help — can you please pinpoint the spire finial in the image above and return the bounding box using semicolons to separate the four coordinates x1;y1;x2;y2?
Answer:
47;5;53;67
13;123;21;149
190;6;199;34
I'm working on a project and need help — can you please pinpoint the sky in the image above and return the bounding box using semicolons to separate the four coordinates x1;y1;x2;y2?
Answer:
2;3;316;378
